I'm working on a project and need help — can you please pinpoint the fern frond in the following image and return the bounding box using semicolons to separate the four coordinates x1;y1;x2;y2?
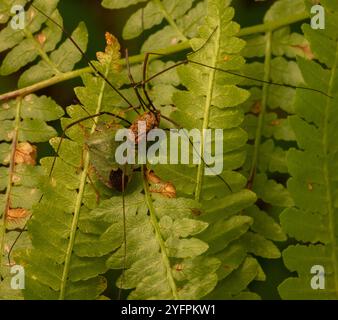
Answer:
0;95;63;299
0;0;89;299
144;0;263;298
83;182;216;299
0;0;88;88
279;1;338;299
102;0;206;52
237;0;311;279
20;31;126;300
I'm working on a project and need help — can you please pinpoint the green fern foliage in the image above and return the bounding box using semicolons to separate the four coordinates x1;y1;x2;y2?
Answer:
20;21;222;299
146;0;264;298
0;95;64;299
241;0;309;201
81;185;216;299
102;0;207;52
0;0;87;299
279;0;338;299
0;0;88;87
1;0;336;301
19;30;128;299
236;0;312;277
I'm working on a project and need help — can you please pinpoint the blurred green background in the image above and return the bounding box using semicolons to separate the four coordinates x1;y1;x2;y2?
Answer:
0;0;292;300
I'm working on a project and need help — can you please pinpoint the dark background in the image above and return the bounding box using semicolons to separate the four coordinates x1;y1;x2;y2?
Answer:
0;0;290;300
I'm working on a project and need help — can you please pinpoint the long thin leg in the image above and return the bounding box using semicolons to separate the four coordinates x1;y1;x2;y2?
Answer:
31;4;137;107
187;60;332;97
125;49;147;112
141;53;159;112
137;53;330;98
139;53;233;191
7;111;134;264
32;3;331;99
186;26;218;57
49;111;132;177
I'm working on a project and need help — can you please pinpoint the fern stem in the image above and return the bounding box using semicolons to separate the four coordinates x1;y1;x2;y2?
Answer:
323;41;338;297
194;27;220;201
24;29;61;75
0;41;190;102
142;165;179;300
239;11;309;36
152;0;188;42
58;52;113;300
0;67;92;101
58;152;90;300
0;12;309;102
248;31;272;186
0;97;22;274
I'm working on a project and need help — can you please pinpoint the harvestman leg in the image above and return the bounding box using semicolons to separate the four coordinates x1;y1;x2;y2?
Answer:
139;52;233;191
7;111;133;264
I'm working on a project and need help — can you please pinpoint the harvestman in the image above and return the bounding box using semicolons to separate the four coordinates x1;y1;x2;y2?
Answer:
7;3;331;298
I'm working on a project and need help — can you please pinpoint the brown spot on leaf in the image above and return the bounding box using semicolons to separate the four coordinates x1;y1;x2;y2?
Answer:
15;142;37;165
146;169;177;198
308;183;313;191
251;101;261;114
105;32;115;46
270;119;281;126
36;33;47;45
223;55;231;62
96;32;121;73
171;38;179;45
7;208;30;221
175;264;184;271
292;44;315;60
146;170;161;184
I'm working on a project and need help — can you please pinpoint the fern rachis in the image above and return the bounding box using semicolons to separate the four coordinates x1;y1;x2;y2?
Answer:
1;0;336;300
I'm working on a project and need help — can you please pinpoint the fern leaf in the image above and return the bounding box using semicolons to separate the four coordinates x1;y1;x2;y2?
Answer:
102;0;148;10
206;256;263;299
20;32;125;300
0;0;88;88
279;1;338;299
102;0;207;52
145;0;265;298
0;94;63;299
95;184;216;299
239;0;309;276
